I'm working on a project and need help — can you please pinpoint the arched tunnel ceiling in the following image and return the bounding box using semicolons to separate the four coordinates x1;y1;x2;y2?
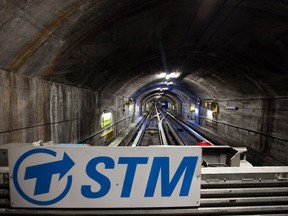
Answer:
1;0;288;100
131;79;199;104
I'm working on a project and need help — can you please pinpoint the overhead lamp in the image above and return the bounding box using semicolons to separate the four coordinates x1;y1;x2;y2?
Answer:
207;110;213;119
157;71;181;79
170;72;181;78
163;81;173;85
226;106;238;110
195;108;199;116
156;72;167;78
166;72;181;80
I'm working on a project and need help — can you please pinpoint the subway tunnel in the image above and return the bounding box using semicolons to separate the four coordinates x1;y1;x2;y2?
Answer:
0;0;288;215
1;1;288;165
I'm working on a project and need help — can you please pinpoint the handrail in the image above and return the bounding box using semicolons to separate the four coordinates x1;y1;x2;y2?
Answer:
199;116;288;143
79;117;130;143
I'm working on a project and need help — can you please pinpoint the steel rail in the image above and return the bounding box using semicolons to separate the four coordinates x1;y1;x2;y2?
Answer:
155;106;168;145
164;119;186;146
131;111;151;147
166;112;214;145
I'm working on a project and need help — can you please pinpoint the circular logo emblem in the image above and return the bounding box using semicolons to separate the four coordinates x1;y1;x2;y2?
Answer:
13;148;74;205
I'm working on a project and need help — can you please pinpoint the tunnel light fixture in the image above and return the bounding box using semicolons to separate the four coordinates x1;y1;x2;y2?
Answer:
165;72;181;80
164;81;174;85
207;110;213;119
160;87;169;91
156;72;167;78
170;72;181;78
157;72;181;79
226;106;239;110
195;108;199;116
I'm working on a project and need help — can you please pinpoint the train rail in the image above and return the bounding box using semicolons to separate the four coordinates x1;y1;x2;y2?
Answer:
164;111;213;146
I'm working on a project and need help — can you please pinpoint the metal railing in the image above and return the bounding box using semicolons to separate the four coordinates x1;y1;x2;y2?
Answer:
79;117;130;144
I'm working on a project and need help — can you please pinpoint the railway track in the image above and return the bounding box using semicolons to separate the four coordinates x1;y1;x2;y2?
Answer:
128;105;212;147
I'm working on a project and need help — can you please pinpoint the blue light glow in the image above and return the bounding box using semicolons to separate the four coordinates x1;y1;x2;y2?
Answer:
195;108;199;115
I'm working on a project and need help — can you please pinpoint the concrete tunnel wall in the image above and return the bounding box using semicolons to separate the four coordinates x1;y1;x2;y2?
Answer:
195;97;288;165
224;98;288;165
0;70;135;146
0;70;98;145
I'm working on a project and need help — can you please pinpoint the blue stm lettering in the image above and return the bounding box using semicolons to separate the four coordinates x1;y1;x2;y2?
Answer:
81;156;198;198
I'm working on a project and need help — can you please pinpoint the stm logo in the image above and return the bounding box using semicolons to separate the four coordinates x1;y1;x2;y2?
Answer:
9;146;201;208
12;148;75;205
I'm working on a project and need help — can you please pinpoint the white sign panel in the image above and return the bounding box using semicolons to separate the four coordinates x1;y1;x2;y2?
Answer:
8;146;201;208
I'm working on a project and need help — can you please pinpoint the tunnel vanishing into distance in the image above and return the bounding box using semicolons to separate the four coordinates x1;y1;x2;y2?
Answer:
1;0;288;166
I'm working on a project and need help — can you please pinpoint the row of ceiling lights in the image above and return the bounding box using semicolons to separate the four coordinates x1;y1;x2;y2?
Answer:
156;72;181;80
154;72;181;103
155;72;181;93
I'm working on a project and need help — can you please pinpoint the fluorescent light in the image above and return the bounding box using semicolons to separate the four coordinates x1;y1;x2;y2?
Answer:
156;72;167;78
157;71;181;79
195;108;199;115
226;106;238;110
207;110;213;119
170;72;180;78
